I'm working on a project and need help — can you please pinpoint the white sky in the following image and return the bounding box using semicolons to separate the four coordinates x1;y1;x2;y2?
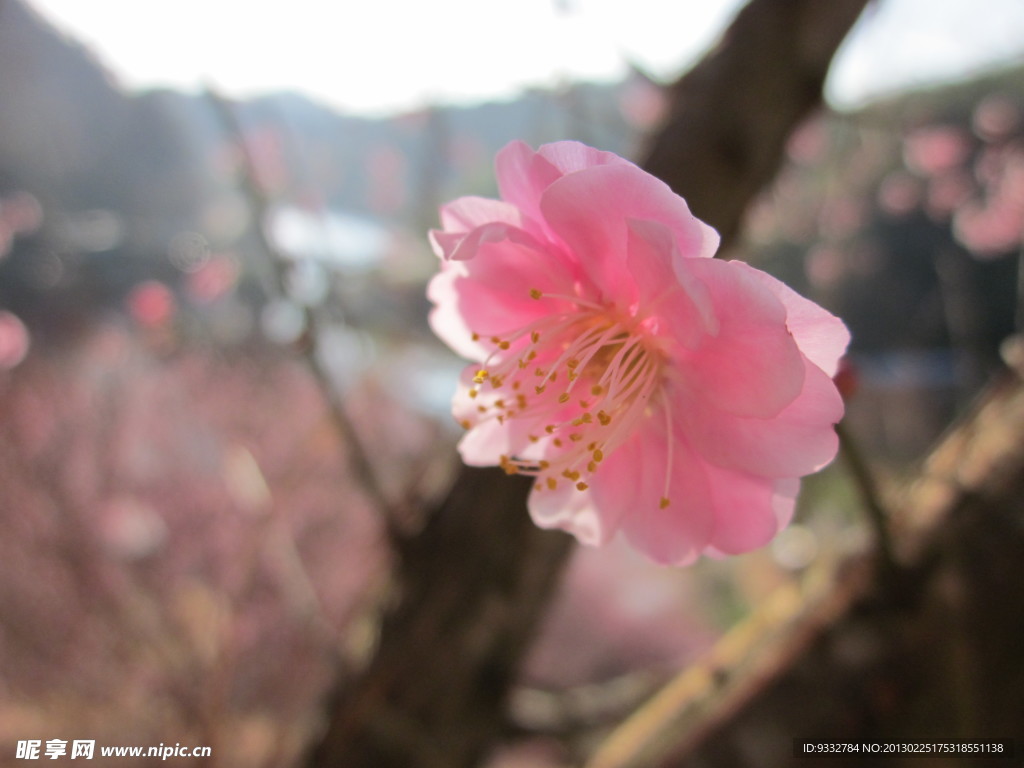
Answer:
28;0;1024;116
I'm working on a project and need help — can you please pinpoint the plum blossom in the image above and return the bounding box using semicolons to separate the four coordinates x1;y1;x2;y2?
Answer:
427;140;849;565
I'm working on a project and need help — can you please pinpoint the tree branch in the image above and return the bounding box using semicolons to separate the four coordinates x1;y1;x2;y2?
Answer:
642;0;872;252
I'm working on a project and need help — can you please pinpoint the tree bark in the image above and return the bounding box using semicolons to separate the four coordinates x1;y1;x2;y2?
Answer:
305;468;573;768
642;0;872;251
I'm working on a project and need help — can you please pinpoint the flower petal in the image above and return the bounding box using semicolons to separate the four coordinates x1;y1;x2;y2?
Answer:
738;263;851;377
705;468;799;554
495;140;562;225
439;195;523;233
678;257;805;419
540;164;719;304
626;219;718;349
427;234;578;356
593;420;715;566
682;358;844;478
536;140;632;175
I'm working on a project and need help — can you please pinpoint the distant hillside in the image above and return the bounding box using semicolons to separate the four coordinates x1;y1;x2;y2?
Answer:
0;0;656;337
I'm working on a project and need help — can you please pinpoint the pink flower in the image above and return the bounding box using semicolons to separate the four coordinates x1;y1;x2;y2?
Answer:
427;140;849;565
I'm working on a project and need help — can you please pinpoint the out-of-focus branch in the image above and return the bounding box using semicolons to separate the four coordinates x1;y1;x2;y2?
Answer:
642;0;872;252
207;91;402;530
305;467;574;768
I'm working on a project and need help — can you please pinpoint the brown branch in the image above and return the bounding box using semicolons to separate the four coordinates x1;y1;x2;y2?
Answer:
304;468;574;768
642;0;872;252
206;91;402;529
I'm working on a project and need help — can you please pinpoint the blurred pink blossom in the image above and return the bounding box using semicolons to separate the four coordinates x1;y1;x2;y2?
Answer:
0;310;30;369
878;172;922;217
127;281;176;327
427;141;849;565
903;125;971;178
973;94;1019;142
954;147;1024;257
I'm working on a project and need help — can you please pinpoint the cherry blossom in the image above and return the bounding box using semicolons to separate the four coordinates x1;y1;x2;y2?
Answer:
428;140;849;565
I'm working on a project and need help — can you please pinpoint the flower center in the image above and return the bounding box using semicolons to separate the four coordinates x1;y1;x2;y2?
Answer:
462;287;671;507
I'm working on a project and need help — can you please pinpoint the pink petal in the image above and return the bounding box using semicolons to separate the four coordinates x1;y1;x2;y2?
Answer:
705;468;799;554
439;195;523;232
739;262;850;377
625;219;718;349
681;359;844;478
426;267;489;361
528;481;607;547
430;197;528;261
495;140;562;226
536;140;632;175
539;164;719;305
427;236;578;354
678;258;805;419
593;421;715;566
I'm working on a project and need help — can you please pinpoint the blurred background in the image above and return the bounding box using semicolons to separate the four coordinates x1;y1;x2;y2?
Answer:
1;0;1024;765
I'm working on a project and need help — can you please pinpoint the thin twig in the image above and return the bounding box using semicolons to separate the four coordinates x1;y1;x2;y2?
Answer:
836;419;898;575
205;90;402;529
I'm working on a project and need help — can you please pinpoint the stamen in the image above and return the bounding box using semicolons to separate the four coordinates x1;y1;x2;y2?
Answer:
660;390;675;511
458;293;668;497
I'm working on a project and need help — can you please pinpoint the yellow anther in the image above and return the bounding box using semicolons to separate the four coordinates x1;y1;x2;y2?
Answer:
558;392;571;404
579;400;590;409
597;410;611;426
477;405;487;413
593;449;604;462
494;399;505;409
576;482;589;491
459;419;471;430
535;385;546;395
591;385;604;396
553;438;563;447
534;368;546;377
581;413;593;424
531;331;540;343
545;425;556;434
566;358;580;369
659;497;671;509
569;433;584;442
471;332;480;341
528;434;539;442
530;288;543;300
474;369;489;382
498;340;510;350
527;350;538;361
538;460;550;470
491;336;501;344
546;477;558;490
512;381;521;390
469;389;479;399
587;461;597;472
